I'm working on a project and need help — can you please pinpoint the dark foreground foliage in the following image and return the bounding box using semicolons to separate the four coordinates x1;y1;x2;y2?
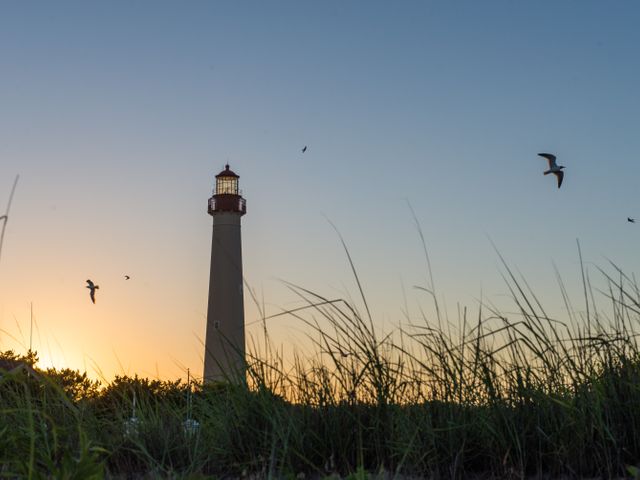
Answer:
1;351;640;478
2;259;640;478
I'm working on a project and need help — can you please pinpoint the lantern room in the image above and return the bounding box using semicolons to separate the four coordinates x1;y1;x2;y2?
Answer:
208;164;246;215
215;164;239;195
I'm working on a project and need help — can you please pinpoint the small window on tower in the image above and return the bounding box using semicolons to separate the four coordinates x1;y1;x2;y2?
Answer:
214;321;220;329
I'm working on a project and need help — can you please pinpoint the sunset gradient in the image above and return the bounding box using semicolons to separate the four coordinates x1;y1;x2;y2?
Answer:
1;1;639;381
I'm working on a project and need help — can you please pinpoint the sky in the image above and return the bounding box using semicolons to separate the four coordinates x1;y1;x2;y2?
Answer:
1;1;639;382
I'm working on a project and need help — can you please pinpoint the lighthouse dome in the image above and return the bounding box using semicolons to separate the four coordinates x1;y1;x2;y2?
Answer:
216;164;239;178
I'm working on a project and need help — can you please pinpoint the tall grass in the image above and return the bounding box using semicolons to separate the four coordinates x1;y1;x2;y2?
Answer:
0;174;19;269
2;245;640;478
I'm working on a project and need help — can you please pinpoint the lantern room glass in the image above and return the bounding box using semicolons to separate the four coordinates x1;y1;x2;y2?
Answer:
216;176;238;195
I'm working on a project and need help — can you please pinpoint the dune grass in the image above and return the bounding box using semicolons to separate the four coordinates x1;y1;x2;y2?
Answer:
0;174;19;269
2;245;640;478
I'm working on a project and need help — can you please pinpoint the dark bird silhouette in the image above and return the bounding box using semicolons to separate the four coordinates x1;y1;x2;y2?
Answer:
86;279;99;304
301;146;307;153
538;153;565;188
124;275;130;280
628;217;636;223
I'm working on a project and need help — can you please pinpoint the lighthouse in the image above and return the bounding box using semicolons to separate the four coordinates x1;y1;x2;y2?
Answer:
203;164;247;383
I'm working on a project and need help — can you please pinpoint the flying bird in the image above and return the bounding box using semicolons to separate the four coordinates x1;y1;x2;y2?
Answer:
538;153;565;188
628;217;635;223
301;146;307;153
86;279;99;304
124;275;130;280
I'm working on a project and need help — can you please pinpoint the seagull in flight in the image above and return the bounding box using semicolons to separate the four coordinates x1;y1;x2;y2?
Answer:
538;153;565;188
301;145;307;153
86;279;99;304
628;217;635;223
124;275;130;280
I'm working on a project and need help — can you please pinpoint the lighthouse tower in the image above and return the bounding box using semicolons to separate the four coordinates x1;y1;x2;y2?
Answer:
203;164;247;383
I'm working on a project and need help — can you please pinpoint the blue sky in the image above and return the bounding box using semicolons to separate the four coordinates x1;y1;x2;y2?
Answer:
1;1;639;380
